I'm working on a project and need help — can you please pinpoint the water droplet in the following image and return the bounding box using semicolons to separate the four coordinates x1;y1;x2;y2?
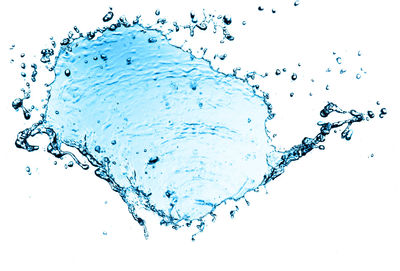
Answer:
356;73;361;79
294;0;300;7
111;140;117;145
271;9;276;14
12;98;23;110
367;110;375;118
102;231;108;236
258;6;264;11
103;11;114;22
379;107;387;118
291;73;297;81
65;69;71;77
155;9;160;16
222;15;232;25
148;37;157;43
275;69;281;76
336;57;342;64
341;129;353;141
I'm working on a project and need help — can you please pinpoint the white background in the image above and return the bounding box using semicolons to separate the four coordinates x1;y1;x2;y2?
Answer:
1;0;399;270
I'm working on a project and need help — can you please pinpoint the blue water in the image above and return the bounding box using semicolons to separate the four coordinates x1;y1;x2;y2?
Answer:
11;10;374;239
46;24;279;222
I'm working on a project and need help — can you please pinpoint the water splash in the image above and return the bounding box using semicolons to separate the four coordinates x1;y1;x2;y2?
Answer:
10;8;379;240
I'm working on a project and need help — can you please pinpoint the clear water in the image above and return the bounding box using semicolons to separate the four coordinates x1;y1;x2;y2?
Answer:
11;9;377;239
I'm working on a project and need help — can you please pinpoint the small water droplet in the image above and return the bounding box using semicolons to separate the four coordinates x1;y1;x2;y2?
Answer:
291;73;297;80
65;69;71;77
155;9;160;16
341;129;353;141
336;57;342;64
356;73;361;79
379;107;387;118
367;110;375;118
275;69;281;76
103;11;114;22
222;15;232;25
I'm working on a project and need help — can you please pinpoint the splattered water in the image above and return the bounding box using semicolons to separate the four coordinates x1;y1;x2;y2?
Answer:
10;9;378;239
